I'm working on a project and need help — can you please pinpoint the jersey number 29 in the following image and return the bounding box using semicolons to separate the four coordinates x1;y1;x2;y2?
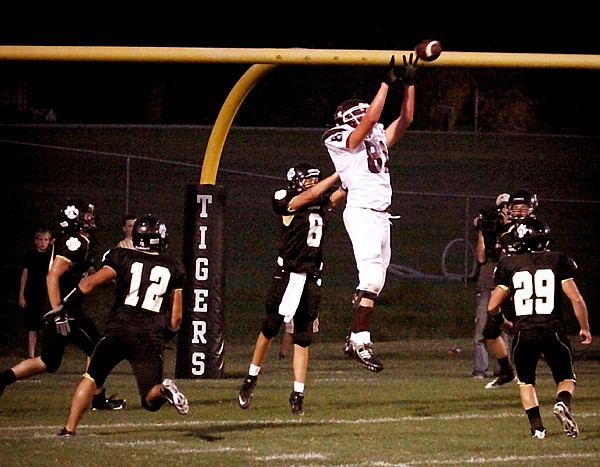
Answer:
512;269;555;316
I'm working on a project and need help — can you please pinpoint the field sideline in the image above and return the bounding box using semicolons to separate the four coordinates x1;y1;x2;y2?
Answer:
1;339;599;466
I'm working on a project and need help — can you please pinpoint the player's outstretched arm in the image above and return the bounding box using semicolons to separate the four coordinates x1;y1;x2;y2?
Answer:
78;266;117;294
385;53;418;148
346;56;397;150
288;172;340;210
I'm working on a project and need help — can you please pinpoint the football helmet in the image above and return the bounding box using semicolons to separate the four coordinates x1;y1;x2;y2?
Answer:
508;189;538;220
334;99;370;128
57;199;96;233
513;218;550;253
287;163;321;193
132;214;168;253
495;193;510;207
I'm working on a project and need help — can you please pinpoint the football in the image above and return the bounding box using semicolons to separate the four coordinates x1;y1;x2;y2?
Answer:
415;39;443;62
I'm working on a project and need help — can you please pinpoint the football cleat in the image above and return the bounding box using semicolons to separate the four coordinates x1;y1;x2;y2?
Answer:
238;375;257;409
91;388;126;411
161;379;189;415
353;343;384;372
289;391;305;416
58;427;76;437
553;401;579;438
531;428;546;439
484;372;516;389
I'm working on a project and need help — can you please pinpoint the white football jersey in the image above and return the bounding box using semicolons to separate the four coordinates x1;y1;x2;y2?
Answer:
322;123;391;211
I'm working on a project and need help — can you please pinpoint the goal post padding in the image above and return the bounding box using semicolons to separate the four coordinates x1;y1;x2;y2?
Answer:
176;184;226;379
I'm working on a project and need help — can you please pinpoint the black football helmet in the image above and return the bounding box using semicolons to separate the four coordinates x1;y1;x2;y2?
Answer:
334;99;370;128
513;218;550;253
508;189;538;220
132;214;168;253
57;198;96;233
287;163;321;193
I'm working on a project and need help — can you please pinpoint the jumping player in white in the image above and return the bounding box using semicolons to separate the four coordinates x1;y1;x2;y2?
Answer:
322;54;418;372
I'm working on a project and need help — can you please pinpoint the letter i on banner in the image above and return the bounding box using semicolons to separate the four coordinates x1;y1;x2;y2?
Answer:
176;184;226;379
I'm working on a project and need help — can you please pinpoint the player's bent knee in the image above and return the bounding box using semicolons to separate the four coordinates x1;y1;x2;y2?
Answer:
82;372;96;385
293;332;312;348
44;358;62;374
356;288;379;301
261;313;284;339
517;381;533;388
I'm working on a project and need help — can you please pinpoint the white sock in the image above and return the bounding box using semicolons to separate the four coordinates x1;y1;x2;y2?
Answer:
249;364;260;377
294;381;305;394
350;331;371;346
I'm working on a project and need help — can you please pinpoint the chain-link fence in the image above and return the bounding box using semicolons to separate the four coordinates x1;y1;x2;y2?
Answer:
2;126;598;344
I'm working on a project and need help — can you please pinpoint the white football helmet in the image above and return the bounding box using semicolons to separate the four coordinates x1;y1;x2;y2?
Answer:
334;99;370;128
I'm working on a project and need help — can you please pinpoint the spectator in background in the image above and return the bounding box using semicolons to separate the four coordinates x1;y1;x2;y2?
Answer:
0;199;125;411
484;189;540;389
18;227;54;358
472;193;511;379
117;214;136;249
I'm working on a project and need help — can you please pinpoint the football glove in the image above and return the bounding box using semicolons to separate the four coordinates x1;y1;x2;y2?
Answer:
43;305;71;336
383;55;398;86
400;53;419;86
54;314;71;336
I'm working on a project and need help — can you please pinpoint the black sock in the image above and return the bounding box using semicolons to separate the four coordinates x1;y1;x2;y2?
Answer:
93;387;106;401
0;369;16;386
526;406;544;431
556;390;573;408
498;356;511;374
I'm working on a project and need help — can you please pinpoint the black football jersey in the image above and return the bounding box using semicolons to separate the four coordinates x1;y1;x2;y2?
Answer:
497;221;520;256
271;188;330;274
53;232;96;296
101;247;186;333
494;250;577;332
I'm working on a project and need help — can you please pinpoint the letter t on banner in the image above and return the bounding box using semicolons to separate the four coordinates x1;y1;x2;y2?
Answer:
176;184;226;379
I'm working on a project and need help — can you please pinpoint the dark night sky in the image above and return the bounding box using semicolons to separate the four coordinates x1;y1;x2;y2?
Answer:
2;10;599;54
2;11;598;133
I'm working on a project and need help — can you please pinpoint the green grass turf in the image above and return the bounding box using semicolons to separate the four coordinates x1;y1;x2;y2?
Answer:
1;338;599;466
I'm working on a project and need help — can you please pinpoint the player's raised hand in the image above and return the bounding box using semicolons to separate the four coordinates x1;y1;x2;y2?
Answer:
400;53;419;86
383;55;398;86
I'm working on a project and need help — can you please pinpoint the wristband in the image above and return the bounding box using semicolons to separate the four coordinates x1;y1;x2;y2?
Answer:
487;312;505;326
62;286;86;308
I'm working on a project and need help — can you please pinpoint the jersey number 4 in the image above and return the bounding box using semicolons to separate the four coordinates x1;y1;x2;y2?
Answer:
512;269;555;316
124;262;172;313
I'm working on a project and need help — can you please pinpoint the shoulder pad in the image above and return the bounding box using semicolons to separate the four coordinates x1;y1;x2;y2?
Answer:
321;126;346;143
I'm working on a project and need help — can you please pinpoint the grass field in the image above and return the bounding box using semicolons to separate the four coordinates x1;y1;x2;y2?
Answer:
1;338;599;466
